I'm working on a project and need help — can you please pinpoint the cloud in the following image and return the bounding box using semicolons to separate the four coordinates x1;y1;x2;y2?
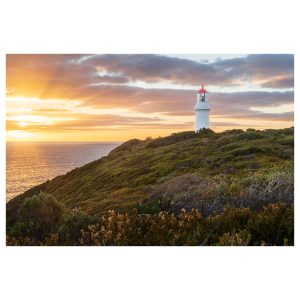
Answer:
85;54;219;85
7;54;294;102
76;85;294;119
221;111;294;122
209;91;294;116
33;108;71;113
6;113;192;132
261;76;294;88
7;82;294;125
85;54;294;87
213;54;294;81
6;54;294;133
6;54;130;100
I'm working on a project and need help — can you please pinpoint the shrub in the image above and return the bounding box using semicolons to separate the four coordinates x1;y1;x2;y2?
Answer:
214;168;294;211
244;129;265;140
12;192;63;241
222;129;244;135
229;146;267;157
280;148;293;159
77;204;294;246
79;208;207;246
58;208;98;245
148;166;294;218
220;142;240;152
278;135;294;146
7;203;293;246
146;131;199;149
150;173;216;216
246;203;294;245
210;207;254;235
217;229;252;246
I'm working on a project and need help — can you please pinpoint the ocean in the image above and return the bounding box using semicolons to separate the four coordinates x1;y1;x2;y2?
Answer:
6;142;120;201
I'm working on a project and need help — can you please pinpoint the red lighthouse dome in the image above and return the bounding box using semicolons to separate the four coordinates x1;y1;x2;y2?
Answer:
198;84;207;94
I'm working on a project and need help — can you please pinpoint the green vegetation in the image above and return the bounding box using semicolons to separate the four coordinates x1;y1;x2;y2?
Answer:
6;127;294;246
7;195;293;246
14;192;63;240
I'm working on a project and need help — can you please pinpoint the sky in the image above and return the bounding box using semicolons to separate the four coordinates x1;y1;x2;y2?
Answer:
6;54;294;142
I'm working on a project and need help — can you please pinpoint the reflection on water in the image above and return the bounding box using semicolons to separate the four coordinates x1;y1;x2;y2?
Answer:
6;142;120;201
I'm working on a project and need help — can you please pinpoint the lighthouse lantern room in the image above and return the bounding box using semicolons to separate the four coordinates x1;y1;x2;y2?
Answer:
195;84;210;132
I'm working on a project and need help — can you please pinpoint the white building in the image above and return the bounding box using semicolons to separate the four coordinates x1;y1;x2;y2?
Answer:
195;84;210;132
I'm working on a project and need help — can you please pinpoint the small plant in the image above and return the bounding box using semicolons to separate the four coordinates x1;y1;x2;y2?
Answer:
217;229;252;246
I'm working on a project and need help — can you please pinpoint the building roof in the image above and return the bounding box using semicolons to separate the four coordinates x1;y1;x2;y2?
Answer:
198;84;207;94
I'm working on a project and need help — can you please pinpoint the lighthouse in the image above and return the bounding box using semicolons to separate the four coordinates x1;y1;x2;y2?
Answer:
195;84;210;132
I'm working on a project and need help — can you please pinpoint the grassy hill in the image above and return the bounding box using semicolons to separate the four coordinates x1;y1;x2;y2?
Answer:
6;127;294;245
7;127;294;224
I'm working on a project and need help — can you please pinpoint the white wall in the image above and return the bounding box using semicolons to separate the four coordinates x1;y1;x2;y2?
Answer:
195;94;210;132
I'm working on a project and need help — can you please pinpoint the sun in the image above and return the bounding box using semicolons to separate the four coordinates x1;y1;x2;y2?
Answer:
19;121;28;127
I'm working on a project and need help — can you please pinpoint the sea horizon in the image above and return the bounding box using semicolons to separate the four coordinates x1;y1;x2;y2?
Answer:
6;142;120;201
6;141;122;144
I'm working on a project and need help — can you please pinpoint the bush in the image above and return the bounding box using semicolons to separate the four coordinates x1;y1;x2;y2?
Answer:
280;148;293;159
213;167;294;211
247;203;294;246
229;146;267;157
148;167;294;217
146;131;200;149
217;229;252;246
58;208;98;245
244;129;265;140
78;203;293;246
278;135;294;146
150;173;216;216
7;203;293;246
10;192;63;242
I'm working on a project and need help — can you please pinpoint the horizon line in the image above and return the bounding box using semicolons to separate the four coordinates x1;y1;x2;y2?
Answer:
6;126;294;144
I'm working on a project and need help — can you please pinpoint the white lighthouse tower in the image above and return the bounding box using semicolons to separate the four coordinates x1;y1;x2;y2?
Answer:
195;84;210;132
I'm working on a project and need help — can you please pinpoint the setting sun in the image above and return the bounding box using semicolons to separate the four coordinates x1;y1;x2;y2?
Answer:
19;121;27;127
